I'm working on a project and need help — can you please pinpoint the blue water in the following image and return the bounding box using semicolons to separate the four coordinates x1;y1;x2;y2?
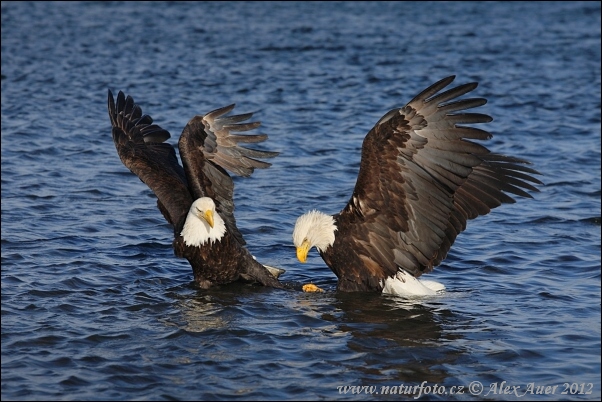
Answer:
2;1;600;400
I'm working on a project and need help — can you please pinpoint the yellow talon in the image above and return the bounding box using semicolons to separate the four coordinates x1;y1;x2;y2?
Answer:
302;283;324;293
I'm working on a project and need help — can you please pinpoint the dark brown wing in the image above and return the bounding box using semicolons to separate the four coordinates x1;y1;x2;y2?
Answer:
108;90;193;227
339;76;541;279
178;104;279;245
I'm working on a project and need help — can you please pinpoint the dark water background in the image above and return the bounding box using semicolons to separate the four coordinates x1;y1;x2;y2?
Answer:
2;1;600;400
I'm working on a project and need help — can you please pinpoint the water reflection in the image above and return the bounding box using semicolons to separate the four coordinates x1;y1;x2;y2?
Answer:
174;295;233;333
325;292;466;388
168;285;467;396
329;292;448;346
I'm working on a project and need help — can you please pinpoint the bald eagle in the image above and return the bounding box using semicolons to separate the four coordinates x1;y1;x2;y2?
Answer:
293;76;542;296
108;90;284;290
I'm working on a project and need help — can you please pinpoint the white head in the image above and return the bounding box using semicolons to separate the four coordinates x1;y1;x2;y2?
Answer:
292;210;337;263
181;197;226;247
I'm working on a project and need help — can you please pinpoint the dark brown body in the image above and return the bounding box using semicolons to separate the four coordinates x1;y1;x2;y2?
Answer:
173;230;281;289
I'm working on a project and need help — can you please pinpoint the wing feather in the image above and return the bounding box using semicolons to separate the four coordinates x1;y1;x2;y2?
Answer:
108;90;191;227
437;98;488;114
178;105;279;245
338;76;541;280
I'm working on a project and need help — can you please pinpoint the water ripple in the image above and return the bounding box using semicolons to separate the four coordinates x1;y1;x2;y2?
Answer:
2;1;600;401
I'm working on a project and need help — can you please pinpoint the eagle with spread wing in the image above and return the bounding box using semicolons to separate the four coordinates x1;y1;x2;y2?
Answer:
293;76;542;295
108;90;284;289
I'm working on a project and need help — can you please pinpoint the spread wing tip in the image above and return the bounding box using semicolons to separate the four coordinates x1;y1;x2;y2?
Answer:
107;89;171;143
187;103;280;177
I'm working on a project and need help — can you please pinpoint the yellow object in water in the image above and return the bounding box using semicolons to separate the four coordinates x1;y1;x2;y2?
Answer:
302;283;324;293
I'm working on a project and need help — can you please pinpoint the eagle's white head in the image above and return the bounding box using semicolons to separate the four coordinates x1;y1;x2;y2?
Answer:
181;197;226;246
292;210;337;263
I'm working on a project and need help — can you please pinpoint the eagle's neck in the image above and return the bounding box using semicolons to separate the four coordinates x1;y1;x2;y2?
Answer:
181;210;226;247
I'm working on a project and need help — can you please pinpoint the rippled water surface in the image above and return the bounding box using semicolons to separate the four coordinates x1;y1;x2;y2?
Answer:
2;1;600;400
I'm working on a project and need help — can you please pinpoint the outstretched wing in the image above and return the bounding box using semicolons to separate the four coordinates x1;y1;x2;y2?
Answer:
178;104;279;245
339;76;542;279
108;90;192;227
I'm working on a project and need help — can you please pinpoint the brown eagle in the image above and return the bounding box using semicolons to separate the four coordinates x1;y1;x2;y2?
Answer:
108;90;284;289
293;76;542;295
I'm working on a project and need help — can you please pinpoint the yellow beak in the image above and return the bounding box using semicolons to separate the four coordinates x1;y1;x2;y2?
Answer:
296;240;311;263
203;210;214;228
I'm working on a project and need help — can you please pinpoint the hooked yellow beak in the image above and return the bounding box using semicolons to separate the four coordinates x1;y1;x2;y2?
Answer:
296;240;311;263
203;210;214;228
